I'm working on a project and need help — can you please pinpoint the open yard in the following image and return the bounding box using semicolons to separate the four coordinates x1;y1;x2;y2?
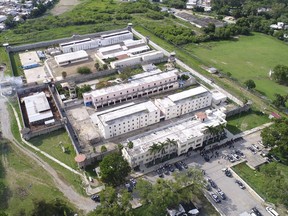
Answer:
232;162;288;214
184;33;288;101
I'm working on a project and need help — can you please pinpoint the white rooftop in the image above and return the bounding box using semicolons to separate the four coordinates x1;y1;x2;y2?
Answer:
23;92;53;123
168;86;208;102
131;68;163;80
156;97;176;108
125;109;226;156
85;70;177;98
211;90;227;101
97;101;159;125
54;50;88;64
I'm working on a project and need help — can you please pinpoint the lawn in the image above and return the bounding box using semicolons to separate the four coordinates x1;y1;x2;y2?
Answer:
10;52;23;76
0;140;77;215
184;33;288;101
0;47;12;76
232;162;288;214
29;129;78;169
226;109;270;134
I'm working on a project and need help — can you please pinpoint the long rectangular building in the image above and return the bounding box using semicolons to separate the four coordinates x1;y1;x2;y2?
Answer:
54;50;89;66
83;69;179;109
122;109;227;167
91;101;160;139
154;86;212;120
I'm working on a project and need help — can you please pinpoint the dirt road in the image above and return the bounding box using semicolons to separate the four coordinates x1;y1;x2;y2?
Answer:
0;97;97;214
50;0;81;16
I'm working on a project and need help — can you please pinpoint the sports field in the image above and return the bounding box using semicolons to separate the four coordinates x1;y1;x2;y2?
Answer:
184;33;288;101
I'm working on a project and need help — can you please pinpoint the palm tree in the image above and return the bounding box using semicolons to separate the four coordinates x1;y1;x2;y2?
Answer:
158;141;169;161
166;138;178;158
149;143;160;165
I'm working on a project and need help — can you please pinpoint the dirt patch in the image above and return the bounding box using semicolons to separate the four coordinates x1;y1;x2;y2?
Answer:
50;0;81;16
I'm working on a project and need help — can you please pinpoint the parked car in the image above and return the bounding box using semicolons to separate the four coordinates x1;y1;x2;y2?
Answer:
228;155;235;163
91;194;100;202
235;150;245;158
270;154;281;162
204;154;210;162
222;168;232;177
252;144;260;151
235;180;245;189
208;178;217;188
130;178;137;187
247;147;256;154
210;193;221;203
217;188;226;200
232;154;240;161
168;164;175;172
174;162;183;171
180;161;188;169
156;169;164;178
251;207;262;216
265;207;279;216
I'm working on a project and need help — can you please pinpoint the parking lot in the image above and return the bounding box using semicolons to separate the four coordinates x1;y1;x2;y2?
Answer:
143;131;270;216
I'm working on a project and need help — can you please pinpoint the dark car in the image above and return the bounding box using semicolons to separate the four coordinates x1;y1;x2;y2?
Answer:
163;167;170;175
235;180;245;189
217;189;226;200
208;178;217;188
156;169;164;178
180;161;188;169
204;154;210;162
168;164;175;172
211;193;221;203
91;194;100;202
251;207;262;216
222;168;232;177
174;162;183;171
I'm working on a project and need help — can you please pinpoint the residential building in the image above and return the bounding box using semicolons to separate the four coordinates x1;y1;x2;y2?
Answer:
22;92;54;125
154;86;212;120
83;69;179;108
122;109;226;167
54;50;89;66
91;101;160;139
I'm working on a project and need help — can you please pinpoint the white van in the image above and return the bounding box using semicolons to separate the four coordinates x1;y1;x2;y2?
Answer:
266;207;279;216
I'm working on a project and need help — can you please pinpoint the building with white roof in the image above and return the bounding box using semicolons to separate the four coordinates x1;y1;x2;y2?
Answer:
211;90;227;105
59;30;133;53
122;109;226;167
155;86;212;120
22;92;53;125
91;101;160;138
54;50;89;66
83;69;179;108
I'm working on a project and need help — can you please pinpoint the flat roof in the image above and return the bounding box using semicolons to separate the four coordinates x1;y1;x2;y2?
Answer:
98;44;122;53
211;90;227;101
101;30;131;38
60;38;92;47
168;86;208;102
54;50;88;63
125;109;226;156
19;51;40;66
98;101;158;125
23;92;53;123
156;97;176;108
85;70;177;98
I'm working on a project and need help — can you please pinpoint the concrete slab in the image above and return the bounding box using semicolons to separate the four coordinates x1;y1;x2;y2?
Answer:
24;66;48;83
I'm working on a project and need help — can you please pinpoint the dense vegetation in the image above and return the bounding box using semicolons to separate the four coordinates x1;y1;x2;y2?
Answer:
261;118;288;164
212;0;288;41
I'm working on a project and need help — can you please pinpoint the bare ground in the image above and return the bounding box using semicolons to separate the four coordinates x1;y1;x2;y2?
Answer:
50;0;81;16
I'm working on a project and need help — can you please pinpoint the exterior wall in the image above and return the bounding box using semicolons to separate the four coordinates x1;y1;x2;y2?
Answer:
83;73;178;109
110;56;142;69
61;40;100;53
101;32;133;46
141;51;164;62
98;108;161;139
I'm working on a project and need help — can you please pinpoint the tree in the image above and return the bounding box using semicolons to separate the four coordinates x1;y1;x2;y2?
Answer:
31;199;73;216
4;15;16;28
88;187;133;216
99;152;131;186
166;138;177;158
272;94;287;108
101;145;107;153
157;141;168;161
61;71;67;79
149;143;160;164
244;79;256;89
271;65;288;85
102;64;108;70
77;66;92;74
127;141;133;149
94;62;100;70
76;84;91;98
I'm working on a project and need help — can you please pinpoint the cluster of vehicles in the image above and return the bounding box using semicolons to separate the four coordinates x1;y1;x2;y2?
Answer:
249;206;279;216
225;149;245;163
207;178;226;203
156;161;188;178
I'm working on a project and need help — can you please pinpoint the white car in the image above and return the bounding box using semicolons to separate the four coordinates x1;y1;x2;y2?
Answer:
266;207;279;216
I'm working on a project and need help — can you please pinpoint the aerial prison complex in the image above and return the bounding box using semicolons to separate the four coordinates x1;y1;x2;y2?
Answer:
13;27;229;167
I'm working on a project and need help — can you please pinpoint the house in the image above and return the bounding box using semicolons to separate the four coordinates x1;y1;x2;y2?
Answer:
167;201;199;216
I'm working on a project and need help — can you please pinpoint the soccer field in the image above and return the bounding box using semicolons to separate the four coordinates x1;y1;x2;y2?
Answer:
184;33;288;101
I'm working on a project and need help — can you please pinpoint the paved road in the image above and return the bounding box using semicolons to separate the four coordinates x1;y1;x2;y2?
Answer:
0;97;97;214
143;132;270;216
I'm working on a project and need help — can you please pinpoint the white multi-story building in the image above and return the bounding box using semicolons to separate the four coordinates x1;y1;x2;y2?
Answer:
122;109;227;167
154;86;212;120
83;69;179;108
91;101;160;139
59;30;133;53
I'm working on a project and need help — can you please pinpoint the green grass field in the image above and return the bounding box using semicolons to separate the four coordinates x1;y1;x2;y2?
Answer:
0;140;77;215
184;33;288;101
226;109;270;134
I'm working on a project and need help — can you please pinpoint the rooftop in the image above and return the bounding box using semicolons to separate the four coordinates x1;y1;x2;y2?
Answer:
84;70;178;98
125;109;226;156
54;50;88;63
168;86;208;102
96;101;159;125
22;92;53;123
